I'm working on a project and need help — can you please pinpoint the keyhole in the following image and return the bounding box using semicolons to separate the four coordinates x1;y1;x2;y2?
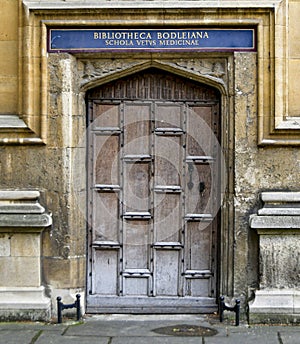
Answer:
199;181;205;193
187;163;194;190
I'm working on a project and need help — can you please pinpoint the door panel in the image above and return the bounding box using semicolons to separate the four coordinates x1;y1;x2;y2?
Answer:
155;103;182;128
93;249;119;295
154;135;182;186
155;249;180;296
123;220;150;269
87;69;220;313
94;134;119;185
154;193;181;242
92;192;119;242
93;103;119;127
124;161;150;213
186;163;213;215
124;103;151;156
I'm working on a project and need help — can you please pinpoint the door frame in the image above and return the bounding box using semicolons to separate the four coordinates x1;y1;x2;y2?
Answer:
82;58;234;311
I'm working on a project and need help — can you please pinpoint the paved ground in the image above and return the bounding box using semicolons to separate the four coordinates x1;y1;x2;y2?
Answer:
0;314;299;344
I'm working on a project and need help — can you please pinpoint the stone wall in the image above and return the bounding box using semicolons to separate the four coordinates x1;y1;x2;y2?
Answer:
0;191;52;320
249;192;300;323
0;0;19;114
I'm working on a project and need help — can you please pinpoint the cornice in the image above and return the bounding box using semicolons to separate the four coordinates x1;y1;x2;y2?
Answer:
23;0;283;10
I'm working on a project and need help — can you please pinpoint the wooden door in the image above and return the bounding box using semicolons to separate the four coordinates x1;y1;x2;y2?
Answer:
86;69;220;313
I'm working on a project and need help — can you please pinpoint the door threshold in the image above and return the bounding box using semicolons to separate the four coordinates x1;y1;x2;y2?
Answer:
87;296;217;314
84;314;214;321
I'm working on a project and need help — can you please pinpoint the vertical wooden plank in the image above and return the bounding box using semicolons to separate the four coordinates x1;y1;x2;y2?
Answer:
93;249;118;295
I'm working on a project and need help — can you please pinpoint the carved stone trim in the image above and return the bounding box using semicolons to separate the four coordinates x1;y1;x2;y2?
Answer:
161;59;227;91
79;60;147;89
78;58;227;93
0;190;52;231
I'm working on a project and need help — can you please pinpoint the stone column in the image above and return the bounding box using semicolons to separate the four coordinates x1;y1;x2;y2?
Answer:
0;191;52;321
249;192;300;324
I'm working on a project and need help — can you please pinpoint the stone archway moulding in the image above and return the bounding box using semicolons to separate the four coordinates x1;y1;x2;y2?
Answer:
1;1;298;146
63;53;234;298
79;59;228;95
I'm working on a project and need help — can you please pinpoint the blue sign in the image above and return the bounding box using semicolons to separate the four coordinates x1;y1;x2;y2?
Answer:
48;29;255;52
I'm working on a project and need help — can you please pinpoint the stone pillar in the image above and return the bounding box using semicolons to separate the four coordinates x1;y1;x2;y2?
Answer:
249;192;300;324
0;191;52;321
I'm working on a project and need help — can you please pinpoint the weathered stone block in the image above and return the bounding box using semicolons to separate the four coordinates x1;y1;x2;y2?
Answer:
288;59;300;116
288;1;300;59
0;234;10;256
0;286;51;321
295;293;300;314
249;289;300;324
43;256;86;289
0;190;52;320
43;257;72;289
0;256;40;287
0;76;18;113
249;192;300;324
260;235;299;289
0;41;18;76
10;233;40;257
250;290;295;314
0;0;18;41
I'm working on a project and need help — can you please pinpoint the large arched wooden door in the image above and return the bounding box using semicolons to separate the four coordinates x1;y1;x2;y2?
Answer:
86;68;221;313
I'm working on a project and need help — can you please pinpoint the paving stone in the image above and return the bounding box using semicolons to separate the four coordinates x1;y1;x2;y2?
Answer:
0;329;39;344
280;331;300;344
66;320;203;337
0;319;299;344
111;336;206;344
205;329;280;344
35;333;110;344
0;322;67;333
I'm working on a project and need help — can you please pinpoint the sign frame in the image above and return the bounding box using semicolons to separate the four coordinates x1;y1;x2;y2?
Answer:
48;28;256;53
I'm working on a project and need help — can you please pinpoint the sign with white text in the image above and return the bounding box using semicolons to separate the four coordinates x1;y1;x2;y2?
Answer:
48;28;256;52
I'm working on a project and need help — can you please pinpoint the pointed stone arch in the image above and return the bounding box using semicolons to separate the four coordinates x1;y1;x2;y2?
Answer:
80;59;228;97
86;67;221;102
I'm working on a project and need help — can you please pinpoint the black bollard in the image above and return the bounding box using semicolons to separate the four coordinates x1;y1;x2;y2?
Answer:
57;294;81;324
219;296;240;326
